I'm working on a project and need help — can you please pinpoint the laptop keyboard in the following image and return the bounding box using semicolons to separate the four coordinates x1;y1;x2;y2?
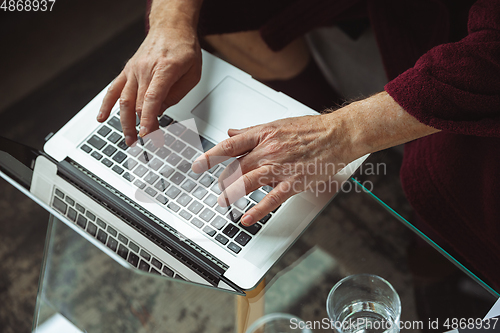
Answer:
51;187;185;280
78;110;280;255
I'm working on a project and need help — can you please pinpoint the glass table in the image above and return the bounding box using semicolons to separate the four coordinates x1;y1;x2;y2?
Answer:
32;179;498;333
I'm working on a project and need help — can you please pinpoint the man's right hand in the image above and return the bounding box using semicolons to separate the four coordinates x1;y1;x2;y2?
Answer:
96;0;203;146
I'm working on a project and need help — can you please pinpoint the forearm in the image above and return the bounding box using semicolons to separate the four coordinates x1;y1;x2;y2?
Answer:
149;0;204;32
326;92;440;158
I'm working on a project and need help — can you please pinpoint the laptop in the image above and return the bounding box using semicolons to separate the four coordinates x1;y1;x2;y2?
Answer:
0;50;368;294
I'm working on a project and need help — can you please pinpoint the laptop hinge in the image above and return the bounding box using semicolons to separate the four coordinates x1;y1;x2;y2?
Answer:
57;158;229;286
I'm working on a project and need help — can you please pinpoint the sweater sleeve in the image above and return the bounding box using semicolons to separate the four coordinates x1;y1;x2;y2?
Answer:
384;0;500;137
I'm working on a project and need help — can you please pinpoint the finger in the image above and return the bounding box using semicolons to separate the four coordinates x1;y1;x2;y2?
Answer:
241;182;296;226
135;76;149;118
98;73;126;122
217;166;271;207
139;68;182;137
191;131;259;174
217;152;262;190
119;79;139;146
228;126;254;137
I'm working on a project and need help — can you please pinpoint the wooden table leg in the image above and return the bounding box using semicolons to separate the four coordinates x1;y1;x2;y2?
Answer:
236;279;266;333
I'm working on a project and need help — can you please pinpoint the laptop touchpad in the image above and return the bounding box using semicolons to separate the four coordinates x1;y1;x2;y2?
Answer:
191;77;288;132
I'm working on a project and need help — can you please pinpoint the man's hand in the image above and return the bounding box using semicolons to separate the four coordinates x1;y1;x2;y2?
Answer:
191;92;440;226
97;0;203;146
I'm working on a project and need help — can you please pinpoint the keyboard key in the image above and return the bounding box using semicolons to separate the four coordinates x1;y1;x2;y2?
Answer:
207;165;219;174
117;244;129;260
228;242;242;254
166;153;181;166
102;145;117;157
215;205;229;215
222;224;239;238
112;165;124;175
87;135;106;150
167;201;180;212
107;237;118;252
112;151;127;164
127;146;142;157
166;186;181;199
235;231;252;246
64;196;74;206
260;214;271;224
97;126;112;138
145;187;158;197
117;139;128;150
123;172;135;182
139;250;151;261
203;226;216;237
176;193;192;207
108;132;122;144
159;165;175;178
145;140;159;153
181;179;196;192
164;133;175;146
144;172;159;185
133;165;148;178
124;159;138;170
177;161;191;173
159;115;173;127
77;215;87;229
187;169;202;180
107;116;122;132
211;216;227;230
96;229;107;244
199;208;215;222
86;221;97;236
190;218;204;228
227;209;243;223
127;252;140;267
96;218;106;229
199;174;215;187
179;210;192;221
166;122;186;136
162;266;174;277
52;197;67;214
134;179;146;190
193;186;208;200
151;257;162;270
171;140;186;153
210;182;222;195
234;198;250;210
180;129;201;149
149;158;163;171
75;203;85;214
203;194;218;207
250;190;266;203
91;151;103;160
262;185;273;193
101;158;113;168
170;171;185;185
67;207;77;222
181;146;197;160
245;203;255;212
80;144;92;153
154;178;170;192
156;147;171;159
214;167;224;178
85;210;96;221
239;222;262;235
215;234;229;245
106;226;117;237
118;234;128;245
187;200;203;214
129;242;140;253
156;194;168;205
138;151;154;164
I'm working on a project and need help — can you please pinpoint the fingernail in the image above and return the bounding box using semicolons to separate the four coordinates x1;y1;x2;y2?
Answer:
97;111;103;120
191;160;204;173
241;214;253;226
125;135;135;146
138;126;147;137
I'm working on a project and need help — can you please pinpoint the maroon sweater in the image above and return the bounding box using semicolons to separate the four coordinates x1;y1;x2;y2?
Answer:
149;0;500;286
